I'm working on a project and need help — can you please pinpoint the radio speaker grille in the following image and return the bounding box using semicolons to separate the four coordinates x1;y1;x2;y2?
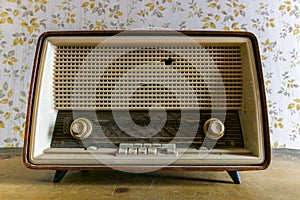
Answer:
53;45;243;110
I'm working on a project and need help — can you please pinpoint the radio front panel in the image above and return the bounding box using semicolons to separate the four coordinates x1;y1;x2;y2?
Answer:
51;110;244;149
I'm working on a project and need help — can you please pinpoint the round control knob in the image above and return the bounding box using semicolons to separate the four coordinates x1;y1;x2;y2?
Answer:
70;118;92;139
203;118;225;140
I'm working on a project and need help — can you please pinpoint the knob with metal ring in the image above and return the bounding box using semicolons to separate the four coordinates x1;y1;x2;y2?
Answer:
203;118;225;140
70;118;92;139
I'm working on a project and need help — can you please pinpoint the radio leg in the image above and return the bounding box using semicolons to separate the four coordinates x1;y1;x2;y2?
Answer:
227;171;241;184
53;170;68;183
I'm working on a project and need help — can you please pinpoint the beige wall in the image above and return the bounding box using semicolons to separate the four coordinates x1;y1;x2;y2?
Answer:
0;0;299;149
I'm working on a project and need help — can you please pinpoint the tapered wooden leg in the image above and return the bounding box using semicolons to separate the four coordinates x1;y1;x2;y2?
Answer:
227;171;241;184
53;170;68;183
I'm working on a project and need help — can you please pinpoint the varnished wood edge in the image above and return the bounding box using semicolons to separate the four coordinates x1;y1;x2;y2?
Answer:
23;31;46;169
249;32;271;170
23;30;271;171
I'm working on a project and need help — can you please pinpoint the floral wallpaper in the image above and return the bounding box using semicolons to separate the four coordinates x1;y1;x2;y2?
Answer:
0;0;299;149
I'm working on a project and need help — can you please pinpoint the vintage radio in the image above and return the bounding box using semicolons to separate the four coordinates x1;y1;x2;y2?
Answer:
24;31;270;184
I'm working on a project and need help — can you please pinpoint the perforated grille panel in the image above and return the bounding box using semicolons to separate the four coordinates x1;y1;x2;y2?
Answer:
53;44;243;110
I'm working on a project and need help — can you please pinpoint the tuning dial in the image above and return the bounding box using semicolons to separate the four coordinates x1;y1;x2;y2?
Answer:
70;118;92;139
203;118;225;140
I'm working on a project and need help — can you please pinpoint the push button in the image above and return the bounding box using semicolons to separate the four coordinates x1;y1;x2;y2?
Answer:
116;143;178;156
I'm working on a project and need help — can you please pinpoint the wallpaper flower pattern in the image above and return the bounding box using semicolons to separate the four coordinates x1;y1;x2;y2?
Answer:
0;0;299;149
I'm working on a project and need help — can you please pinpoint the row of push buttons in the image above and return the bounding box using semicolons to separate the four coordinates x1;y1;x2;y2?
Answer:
116;143;177;156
